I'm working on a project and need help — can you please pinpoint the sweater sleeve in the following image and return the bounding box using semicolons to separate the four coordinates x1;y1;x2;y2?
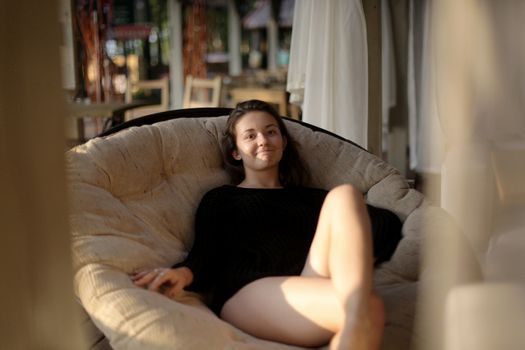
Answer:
172;188;224;292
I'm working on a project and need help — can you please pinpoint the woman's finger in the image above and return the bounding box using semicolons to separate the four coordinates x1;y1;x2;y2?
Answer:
131;272;147;281
131;267;165;281
132;268;147;274
133;270;158;287
131;268;154;280
167;282;184;299
147;269;170;292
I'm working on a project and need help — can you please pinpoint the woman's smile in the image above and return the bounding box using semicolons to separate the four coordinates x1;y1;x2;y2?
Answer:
257;149;274;156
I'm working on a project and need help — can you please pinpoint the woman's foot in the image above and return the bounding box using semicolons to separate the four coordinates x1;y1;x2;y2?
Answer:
330;293;384;350
329;320;371;350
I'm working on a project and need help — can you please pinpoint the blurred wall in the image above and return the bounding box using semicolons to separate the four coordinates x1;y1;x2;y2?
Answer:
0;1;86;348
416;1;525;350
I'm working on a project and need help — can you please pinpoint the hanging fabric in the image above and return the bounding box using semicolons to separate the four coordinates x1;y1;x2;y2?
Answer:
286;0;368;147
407;0;444;173
381;0;397;153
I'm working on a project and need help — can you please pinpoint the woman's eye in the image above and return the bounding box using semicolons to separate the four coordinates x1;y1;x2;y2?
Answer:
268;129;277;135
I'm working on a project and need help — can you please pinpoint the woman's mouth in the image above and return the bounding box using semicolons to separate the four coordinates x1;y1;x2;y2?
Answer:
257;149;273;155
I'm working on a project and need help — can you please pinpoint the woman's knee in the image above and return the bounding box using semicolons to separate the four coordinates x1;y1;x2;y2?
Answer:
326;184;364;206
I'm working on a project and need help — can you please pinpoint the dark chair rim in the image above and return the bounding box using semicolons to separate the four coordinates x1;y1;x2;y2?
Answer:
97;107;367;152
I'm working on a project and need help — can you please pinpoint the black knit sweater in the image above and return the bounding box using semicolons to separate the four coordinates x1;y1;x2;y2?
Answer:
174;185;402;315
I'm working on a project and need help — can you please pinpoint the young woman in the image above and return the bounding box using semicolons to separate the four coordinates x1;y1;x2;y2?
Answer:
132;100;401;350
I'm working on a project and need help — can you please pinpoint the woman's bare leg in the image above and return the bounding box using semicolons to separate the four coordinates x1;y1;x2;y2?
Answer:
221;184;383;349
221;276;342;347
303;184;382;349
221;276;384;348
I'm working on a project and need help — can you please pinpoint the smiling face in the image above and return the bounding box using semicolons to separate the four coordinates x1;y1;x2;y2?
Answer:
232;111;287;176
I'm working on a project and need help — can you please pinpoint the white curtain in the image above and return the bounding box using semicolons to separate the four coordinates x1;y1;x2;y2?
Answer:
227;0;242;76
168;0;184;109
407;0;444;173
287;0;368;147
381;0;396;153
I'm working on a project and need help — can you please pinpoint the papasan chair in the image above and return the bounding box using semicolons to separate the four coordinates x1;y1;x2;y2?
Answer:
67;107;448;350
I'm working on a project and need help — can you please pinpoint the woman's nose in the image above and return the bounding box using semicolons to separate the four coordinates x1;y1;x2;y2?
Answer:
257;134;269;145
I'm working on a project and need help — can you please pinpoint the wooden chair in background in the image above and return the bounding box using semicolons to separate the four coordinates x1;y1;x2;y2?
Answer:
183;75;222;108
125;77;169;121
230;87;290;117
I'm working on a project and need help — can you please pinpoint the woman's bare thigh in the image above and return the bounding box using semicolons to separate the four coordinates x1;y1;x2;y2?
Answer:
220;276;344;347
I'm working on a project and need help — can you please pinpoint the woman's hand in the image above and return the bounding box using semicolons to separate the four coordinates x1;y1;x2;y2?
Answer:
131;267;193;299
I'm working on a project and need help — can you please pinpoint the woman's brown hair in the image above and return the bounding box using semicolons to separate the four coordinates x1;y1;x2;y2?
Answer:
221;99;309;186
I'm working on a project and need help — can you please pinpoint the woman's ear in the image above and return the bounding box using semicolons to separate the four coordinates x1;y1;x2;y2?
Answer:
282;135;287;149
232;149;242;160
